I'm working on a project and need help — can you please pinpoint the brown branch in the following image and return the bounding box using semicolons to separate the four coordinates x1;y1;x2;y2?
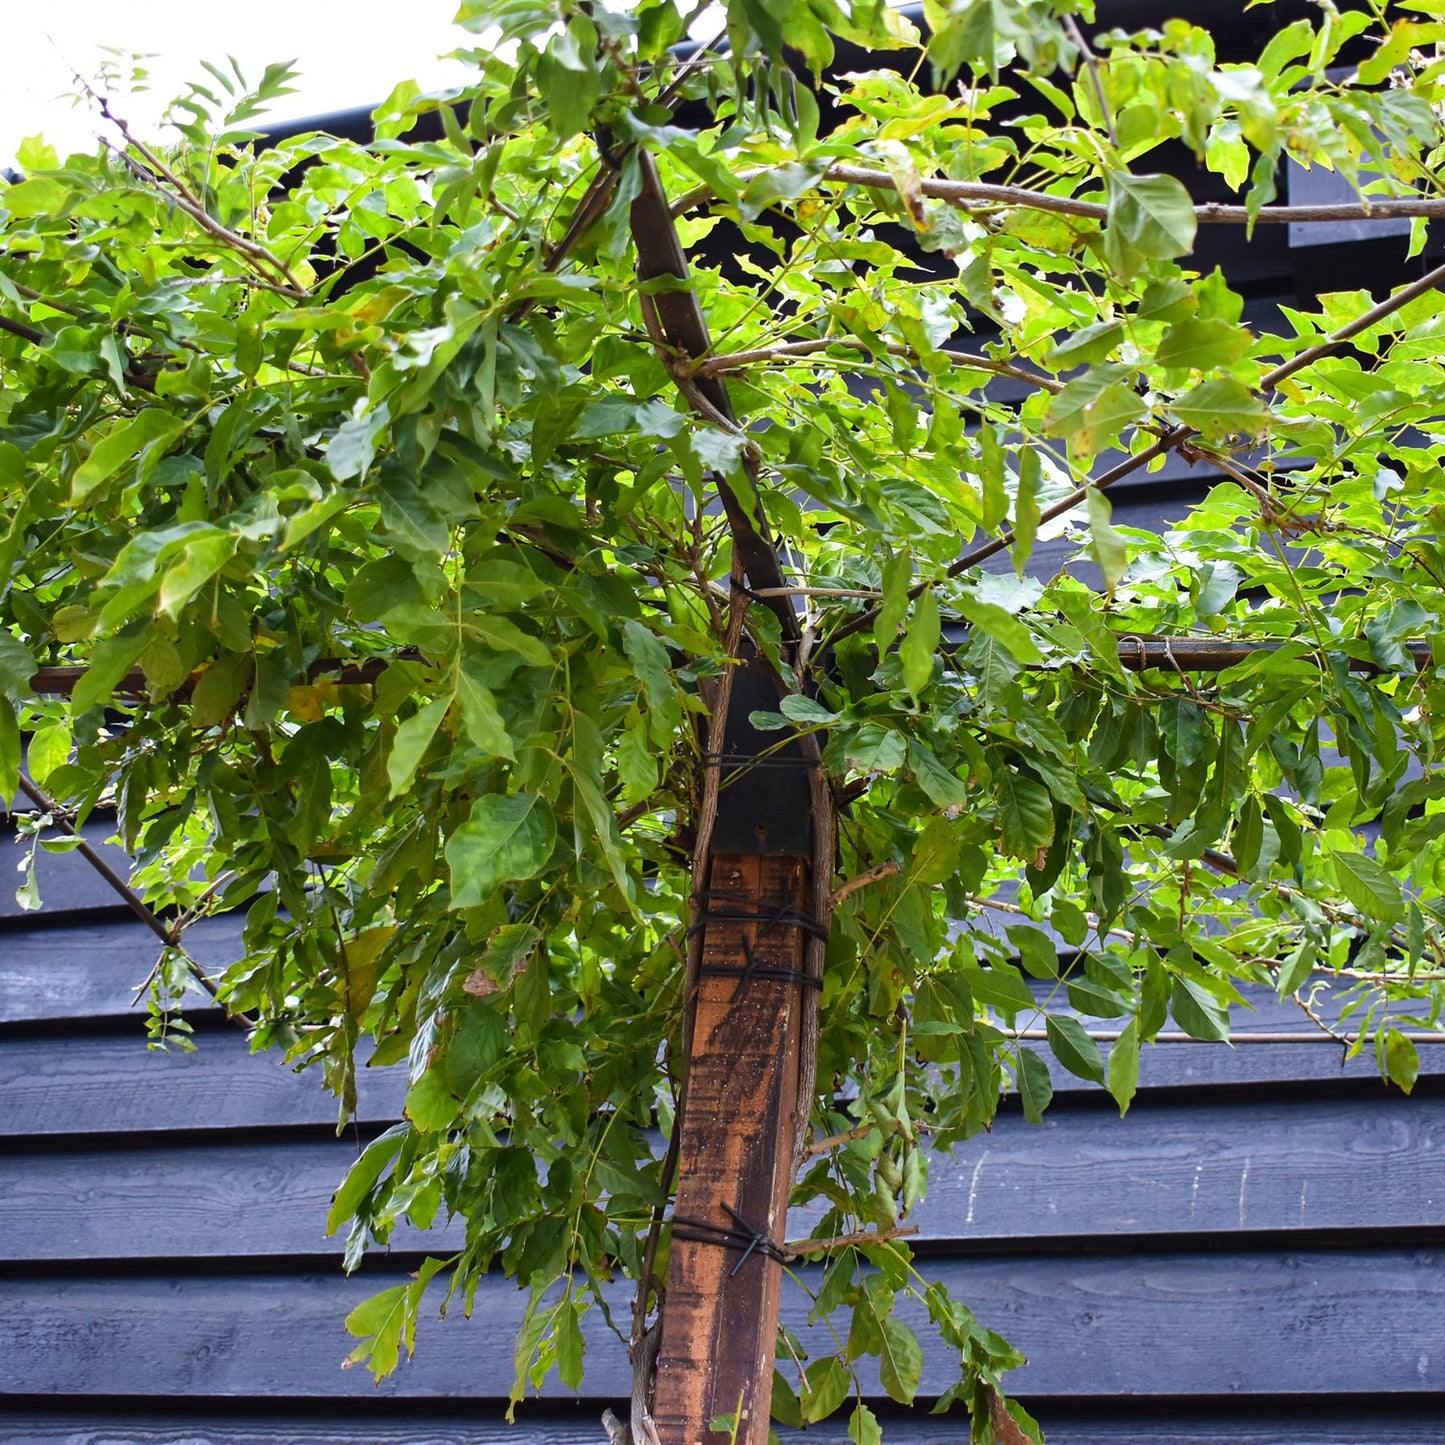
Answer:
829;860;901;908
26;632;1435;702
0;313;45;345
1064;15;1118;146
626;147;799;646
693;335;1062;394
1112;636;1435;674
785;1224;919;1256
1001;1026;1445;1044
829;248;1445;649
91;91;307;299
14;773;179;949
27;655;400;698
824;162;1445;226
803;1122;878;1158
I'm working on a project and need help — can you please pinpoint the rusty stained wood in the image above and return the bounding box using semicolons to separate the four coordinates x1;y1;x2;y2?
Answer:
651;852;811;1445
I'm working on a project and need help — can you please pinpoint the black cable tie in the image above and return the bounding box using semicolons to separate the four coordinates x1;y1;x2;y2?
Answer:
671;1203;790;1276
698;752;821;771
687;894;830;943
697;955;822;998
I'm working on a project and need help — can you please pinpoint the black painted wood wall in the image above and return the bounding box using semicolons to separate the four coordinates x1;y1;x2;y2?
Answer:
3;797;1444;1444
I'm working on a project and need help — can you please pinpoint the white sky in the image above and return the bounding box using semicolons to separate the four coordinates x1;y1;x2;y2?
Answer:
3;1;475;167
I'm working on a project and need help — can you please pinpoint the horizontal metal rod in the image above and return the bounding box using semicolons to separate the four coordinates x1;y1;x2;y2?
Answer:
1004;1028;1445;1045
20;636;1435;699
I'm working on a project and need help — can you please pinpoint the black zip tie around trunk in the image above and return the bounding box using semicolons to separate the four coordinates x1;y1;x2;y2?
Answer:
671;1202;791;1276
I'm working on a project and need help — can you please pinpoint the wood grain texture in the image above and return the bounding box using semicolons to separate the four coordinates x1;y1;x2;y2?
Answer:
0;915;242;1025
0;1138;460;1261
0;819;137;919
905;1093;1445;1242
654;852;810;1445
5;1094;1440;1262
0;1030;406;1137
2;1249;1441;1400
0;1410;1441;1445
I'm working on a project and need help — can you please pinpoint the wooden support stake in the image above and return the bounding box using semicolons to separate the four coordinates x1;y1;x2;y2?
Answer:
651;851;811;1445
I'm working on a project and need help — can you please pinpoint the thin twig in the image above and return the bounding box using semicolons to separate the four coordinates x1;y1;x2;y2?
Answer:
693;335;1062;394
14;773;179;948
1000;1026;1445;1044
785;1224;920;1256
803;1122;881;1157
1064;16;1118;146
830;860;902;908
91;89;307;298
829;248;1445;648
0;313;46;345
823;162;1445;226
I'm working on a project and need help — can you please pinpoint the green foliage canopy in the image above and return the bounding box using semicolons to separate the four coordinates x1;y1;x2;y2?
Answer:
5;1;1445;1436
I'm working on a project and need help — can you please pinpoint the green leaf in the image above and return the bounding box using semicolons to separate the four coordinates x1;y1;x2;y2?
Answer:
71;411;185;504
1016;1046;1054;1123
378;473;449;557
849;1403;883;1445
1172;377;1267;441
328;1122;408;1234
740;160;828;223
1106;1017;1140;1115
1384;1028;1419;1094
0;632;37;700
191;653;252;729
1046;1014;1105;1085
1275;939;1317;999
0;698;18;806
900;588;940;698
617;706;658;804
845;724;907;773
456;659;516;759
1012;446;1042;575
802;1355;851;1423
908;739;968;807
388;697;449;798
1044;369;1146;456
874;550;912;649
996;769;1054;858
1170;975;1230;1042
158;531;235;620
1105;171;1198;262
780;693;838;726
4;176;70;217
877;1317;923;1403
26;721;71;786
1332;851;1406;925
1085;486;1127;591
72;632;146;713
1155;317;1255;371
556;1294;586;1391
446;793;556;909
956;593;1043;664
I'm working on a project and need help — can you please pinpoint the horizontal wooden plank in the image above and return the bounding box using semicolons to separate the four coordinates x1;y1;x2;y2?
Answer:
915;1093;1445;1242
0;1030;406;1137
0;817;137;920
5;905;1437;1092
1;1249;1440;1399
3;1093;1440;1262
0;915;242;1026
0;1138;458;1261
0;1409;1440;1445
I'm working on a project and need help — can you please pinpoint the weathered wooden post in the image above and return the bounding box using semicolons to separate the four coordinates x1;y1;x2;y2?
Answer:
650;661;819;1445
